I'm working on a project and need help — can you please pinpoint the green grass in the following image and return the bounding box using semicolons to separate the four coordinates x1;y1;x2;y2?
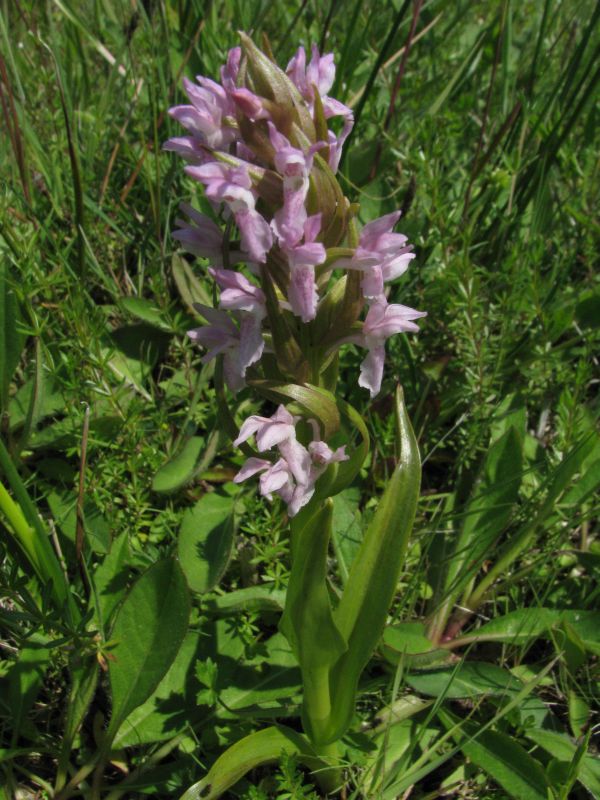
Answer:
1;0;599;798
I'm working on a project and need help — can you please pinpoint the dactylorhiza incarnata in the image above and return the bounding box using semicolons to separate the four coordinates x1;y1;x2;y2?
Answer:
165;37;426;516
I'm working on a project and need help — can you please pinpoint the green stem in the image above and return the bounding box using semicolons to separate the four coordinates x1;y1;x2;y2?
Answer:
312;739;342;797
303;666;334;743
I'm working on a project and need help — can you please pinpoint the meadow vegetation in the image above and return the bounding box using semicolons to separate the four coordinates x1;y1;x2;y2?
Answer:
0;1;599;798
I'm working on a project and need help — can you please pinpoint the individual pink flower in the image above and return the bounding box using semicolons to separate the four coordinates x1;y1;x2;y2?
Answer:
167;76;238;152
172;204;246;266
186;162;274;263
208;268;266;317
188;290;265;393
162;136;211;164
280;214;326;322
234;405;298;451
230;87;270;121
334;211;415;299
268;123;324;249
357;298;426;397
220;47;241;91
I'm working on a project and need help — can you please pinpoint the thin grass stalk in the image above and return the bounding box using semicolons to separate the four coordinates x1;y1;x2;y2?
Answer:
462;0;508;220
0;53;31;204
369;0;423;181
339;0;411;171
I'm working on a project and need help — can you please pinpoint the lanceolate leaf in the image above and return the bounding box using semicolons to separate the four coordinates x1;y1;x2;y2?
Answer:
177;491;239;593
438;709;551;800
459;608;600;653
178;725;320;800
279;500;347;744
108;559;190;739
7;633;51;743
152;436;204;494
446;426;523;600
249;379;340;439
325;387;421;743
525;729;600;799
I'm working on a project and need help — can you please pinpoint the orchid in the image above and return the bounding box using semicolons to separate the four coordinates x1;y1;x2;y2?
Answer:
281;214;325;322
185;162;273;262
333;210;416;299
173;204;246;265
286;44;354;172
357;298;427;397
166;36;425;793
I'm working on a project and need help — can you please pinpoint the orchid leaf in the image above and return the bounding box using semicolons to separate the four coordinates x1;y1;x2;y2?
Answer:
438;708;551;800
324;387;421;743
249;379;340;439
279;499;347;743
178;725;320;800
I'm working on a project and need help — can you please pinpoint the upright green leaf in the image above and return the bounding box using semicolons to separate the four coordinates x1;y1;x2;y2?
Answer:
331;488;363;583
279;499;347;744
177;490;239;594
438;709;551;800
325;388;421;743
108;559;190;739
7;633;50;743
433;425;522;639
179;725;320;800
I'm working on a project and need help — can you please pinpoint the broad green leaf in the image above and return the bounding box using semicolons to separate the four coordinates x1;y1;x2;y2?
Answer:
438;709;551;800
325;388;421;743
47;490;110;554
114;631;203;747
102;324;171;400
179;725;320;800
108;559;190;738
279;499;347;743
0;264;25;414
381;623;448;667
445;426;523;603
7;633;50;743
152;436;204;494
220;633;301;714
120;297;170;329
526;729;600;798
382;622;436;657
461;608;600;653
331;488;362;583
152;429;221;494
407;661;523;699
177;491;239;593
